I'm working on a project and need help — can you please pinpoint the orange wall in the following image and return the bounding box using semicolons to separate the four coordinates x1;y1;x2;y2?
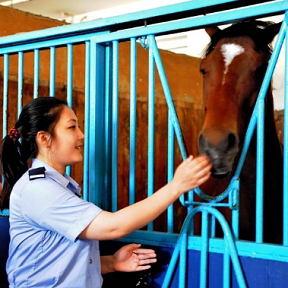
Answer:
0;5;204;232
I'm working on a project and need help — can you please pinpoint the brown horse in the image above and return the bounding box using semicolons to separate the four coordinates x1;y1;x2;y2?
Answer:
198;20;283;243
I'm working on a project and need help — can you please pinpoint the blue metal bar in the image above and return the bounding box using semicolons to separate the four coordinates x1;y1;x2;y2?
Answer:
149;36;187;160
179;232;187;288
33;49;39;99
211;215;216;238
1;53;9;213
200;211;209;288
231;178;240;240
125;229;288;263
223;246;231;288
256;99;265;243
88;40;106;206
104;45;112;211
284;13;288;246
18;51;23;117
66;44;73;176
0;33;106;55
88;38;97;205
1;54;9;210
2;2;287;56
67;44;73;107
0;1;286;51
161;234;182;288
148;36;155;231
112;41;119;212
167;113;174;233
50;46;56;97
162;206;247;288
129;38;137;205
149;37;190;209
81;2;288;46
83;41;90;201
3;54;9;136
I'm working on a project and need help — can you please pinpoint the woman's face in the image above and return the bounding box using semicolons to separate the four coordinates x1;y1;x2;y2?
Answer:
48;106;84;173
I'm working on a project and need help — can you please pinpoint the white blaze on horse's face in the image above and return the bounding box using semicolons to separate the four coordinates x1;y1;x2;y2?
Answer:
221;43;245;84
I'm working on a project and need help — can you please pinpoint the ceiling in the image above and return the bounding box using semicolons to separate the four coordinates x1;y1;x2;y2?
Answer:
0;0;187;22
0;0;134;18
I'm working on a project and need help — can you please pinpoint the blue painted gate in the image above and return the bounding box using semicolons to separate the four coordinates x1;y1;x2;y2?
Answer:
1;1;288;287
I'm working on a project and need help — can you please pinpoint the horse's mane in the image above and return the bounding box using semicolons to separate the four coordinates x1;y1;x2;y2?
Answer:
202;20;275;59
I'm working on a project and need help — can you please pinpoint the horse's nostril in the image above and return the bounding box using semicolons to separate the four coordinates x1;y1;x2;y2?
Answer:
227;132;238;150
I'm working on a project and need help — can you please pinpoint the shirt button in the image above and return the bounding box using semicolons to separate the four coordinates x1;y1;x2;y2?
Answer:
89;259;92;264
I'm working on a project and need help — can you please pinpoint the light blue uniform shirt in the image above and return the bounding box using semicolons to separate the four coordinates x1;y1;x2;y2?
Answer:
7;159;103;288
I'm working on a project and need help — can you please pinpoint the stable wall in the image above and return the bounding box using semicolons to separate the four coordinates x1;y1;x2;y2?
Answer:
0;5;204;233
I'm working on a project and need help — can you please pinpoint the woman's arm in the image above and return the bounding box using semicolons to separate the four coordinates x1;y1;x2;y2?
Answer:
80;155;211;240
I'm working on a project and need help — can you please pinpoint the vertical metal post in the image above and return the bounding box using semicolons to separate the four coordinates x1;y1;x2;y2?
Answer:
129;38;137;205
112;40;119;212
67;44;73;107
231;178;240;239
66;43;73;176
50;46;56;97
167;113;174;233
200;211;209;288
88;39;106;206
18;51;23;117
256;99;264;243
284;14;288;246
3;54;9;137
88;39;97;205
179;232;187;288
104;45;112;211
148;37;155;231
83;41;90;201
34;49;39;99
223;246;231;288
149;36;188;209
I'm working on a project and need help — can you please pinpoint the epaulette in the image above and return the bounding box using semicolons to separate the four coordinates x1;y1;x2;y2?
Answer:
29;167;46;181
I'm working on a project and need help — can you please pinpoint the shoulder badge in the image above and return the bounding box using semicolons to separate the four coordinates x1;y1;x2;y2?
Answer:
29;167;46;181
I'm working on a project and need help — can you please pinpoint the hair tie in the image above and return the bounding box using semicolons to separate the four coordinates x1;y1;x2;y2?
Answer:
8;127;19;141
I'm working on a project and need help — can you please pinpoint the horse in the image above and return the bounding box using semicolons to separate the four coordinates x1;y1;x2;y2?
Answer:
198;20;283;243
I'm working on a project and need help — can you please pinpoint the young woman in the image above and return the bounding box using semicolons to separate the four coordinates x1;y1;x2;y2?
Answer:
0;97;212;287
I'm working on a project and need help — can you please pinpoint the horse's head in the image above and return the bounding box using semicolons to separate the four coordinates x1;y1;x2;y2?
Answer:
198;20;281;177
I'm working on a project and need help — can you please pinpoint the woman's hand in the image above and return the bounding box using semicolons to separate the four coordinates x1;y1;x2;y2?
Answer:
113;243;157;272
171;155;212;195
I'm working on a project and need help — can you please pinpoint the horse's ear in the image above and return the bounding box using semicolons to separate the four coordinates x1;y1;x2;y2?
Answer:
205;27;220;38
264;22;282;44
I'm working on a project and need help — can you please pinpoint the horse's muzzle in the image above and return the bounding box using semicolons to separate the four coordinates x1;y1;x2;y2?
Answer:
198;129;239;176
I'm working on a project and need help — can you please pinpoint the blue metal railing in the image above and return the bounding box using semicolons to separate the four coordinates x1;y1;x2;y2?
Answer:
1;1;288;286
162;206;247;288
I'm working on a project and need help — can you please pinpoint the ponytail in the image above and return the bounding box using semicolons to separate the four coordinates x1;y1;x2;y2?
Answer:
0;132;28;209
0;97;67;209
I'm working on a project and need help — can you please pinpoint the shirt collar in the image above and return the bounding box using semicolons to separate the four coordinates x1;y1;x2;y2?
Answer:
31;159;81;197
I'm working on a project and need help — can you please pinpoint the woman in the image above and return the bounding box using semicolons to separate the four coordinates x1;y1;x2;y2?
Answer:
0;97;211;287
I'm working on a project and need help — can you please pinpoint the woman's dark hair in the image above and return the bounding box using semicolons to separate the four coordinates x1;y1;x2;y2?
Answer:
0;97;67;209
